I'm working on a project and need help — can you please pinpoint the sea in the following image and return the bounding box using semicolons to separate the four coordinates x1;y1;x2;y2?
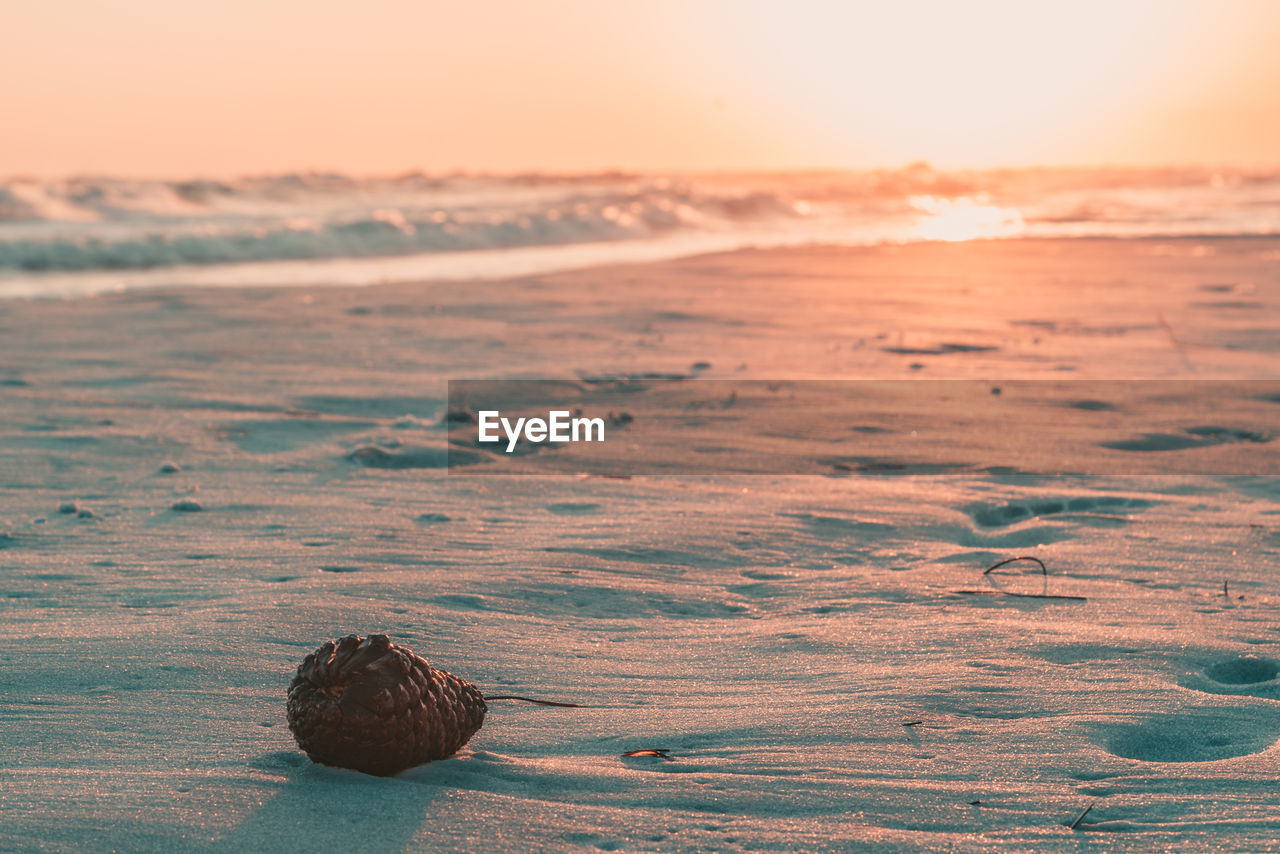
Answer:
2;164;1278;298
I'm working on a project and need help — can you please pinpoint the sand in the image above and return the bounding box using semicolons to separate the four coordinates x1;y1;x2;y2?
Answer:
2;237;1280;851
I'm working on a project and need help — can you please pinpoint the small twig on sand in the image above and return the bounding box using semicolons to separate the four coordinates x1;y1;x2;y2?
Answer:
964;555;1087;601
953;589;1087;602
484;695;582;708
1068;802;1095;830
984;556;1047;577
1000;590;1086;601
622;748;673;759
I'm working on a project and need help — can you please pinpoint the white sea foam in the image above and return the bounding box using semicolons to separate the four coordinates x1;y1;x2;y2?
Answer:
2;166;1279;297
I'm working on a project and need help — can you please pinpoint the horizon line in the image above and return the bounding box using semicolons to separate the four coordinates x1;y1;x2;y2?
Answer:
7;160;1280;184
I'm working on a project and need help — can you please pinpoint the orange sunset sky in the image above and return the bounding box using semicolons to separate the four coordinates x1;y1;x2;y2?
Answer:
4;0;1280;177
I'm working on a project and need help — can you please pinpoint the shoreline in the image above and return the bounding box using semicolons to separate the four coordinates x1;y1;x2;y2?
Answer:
5;232;1280;302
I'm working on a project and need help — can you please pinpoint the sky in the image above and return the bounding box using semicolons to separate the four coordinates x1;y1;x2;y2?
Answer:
3;0;1280;177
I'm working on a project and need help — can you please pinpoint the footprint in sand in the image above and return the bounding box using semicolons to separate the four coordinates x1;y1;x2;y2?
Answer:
1207;656;1280;685
220;418;378;453
1180;655;1280;700
1100;426;1273;452
546;502;602;516
881;343;999;355
1097;704;1280;763
965;495;1154;528
1060;399;1119;412
347;445;484;468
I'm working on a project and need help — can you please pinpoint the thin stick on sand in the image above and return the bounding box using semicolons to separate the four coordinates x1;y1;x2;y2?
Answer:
621;748;673;759
983;556;1048;578
953;589;1088;602
951;556;1087;601
1068;802;1095;830
484;695;582;707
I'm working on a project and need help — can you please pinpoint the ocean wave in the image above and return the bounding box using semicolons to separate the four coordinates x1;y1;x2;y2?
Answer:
0;177;803;272
2;167;1279;276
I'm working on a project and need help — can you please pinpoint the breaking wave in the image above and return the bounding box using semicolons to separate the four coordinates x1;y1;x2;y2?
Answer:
0;174;805;272
2;166;1279;294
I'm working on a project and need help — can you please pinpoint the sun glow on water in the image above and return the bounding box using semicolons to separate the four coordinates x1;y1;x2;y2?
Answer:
909;195;1025;242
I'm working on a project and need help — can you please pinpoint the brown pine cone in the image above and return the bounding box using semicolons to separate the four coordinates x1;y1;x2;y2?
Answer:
287;634;487;776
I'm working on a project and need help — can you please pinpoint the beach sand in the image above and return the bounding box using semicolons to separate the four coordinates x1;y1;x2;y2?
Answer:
3;237;1280;851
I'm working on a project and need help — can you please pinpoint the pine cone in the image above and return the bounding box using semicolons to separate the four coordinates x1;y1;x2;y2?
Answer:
287;634;487;776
